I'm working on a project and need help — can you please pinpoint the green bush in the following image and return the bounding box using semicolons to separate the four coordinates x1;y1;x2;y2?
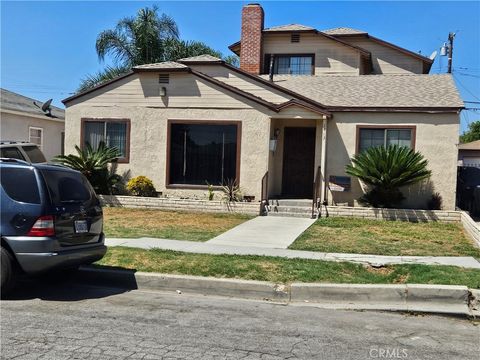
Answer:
126;176;157;197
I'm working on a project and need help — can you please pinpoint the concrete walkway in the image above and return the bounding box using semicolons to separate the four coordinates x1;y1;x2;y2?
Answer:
105;237;480;269
206;216;316;249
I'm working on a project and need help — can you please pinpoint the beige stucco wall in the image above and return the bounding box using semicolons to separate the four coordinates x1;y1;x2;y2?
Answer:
0;111;64;160
324;112;459;210
262;33;360;75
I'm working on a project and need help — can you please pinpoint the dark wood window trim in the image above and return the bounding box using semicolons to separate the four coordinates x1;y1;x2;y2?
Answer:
166;119;242;190
355;125;416;154
80;118;131;164
262;53;316;75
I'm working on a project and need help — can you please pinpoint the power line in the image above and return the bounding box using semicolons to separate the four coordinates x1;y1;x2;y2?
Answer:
453;74;480;101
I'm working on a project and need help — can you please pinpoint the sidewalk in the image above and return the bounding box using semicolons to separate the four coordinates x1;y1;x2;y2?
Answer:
105;237;480;269
207;216;316;248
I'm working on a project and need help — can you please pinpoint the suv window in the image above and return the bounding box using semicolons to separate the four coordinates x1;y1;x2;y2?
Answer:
23;146;46;163
41;169;93;205
0;147;25;160
0;167;40;204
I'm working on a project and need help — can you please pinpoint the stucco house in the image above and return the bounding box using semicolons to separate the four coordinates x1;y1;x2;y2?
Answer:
1;88;65;160
458;140;480;167
63;3;463;210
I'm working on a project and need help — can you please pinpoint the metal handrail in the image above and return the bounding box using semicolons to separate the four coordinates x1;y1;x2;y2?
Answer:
260;171;269;215
311;166;321;218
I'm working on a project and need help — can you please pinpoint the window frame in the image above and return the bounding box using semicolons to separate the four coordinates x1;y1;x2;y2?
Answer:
29;126;43;150
80;118;131;163
355;125;416;154
166;119;242;189
263;53;315;75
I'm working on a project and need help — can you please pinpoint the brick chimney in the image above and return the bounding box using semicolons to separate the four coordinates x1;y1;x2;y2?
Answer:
240;3;264;74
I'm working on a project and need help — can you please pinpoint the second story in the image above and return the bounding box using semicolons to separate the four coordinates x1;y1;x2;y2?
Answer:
229;4;433;76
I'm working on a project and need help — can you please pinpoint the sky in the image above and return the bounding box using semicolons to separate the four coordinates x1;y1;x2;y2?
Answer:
1;1;479;133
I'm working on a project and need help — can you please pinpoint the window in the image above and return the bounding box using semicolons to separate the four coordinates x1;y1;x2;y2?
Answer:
0;167;40;204
168;122;240;186
29;127;43;150
0;147;25;161
23;145;47;163
41;169;93;206
358;127;415;153
82;119;129;162
264;54;314;75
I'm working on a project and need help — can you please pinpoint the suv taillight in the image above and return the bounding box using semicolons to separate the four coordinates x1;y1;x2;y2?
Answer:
27;215;55;237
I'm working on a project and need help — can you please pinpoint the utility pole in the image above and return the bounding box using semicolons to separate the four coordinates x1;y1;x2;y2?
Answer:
447;32;455;74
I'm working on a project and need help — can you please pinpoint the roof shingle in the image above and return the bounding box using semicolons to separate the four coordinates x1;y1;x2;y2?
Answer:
263;24;315;32
1;88;65;119
133;62;188;70
260;74;464;108
322;27;368;35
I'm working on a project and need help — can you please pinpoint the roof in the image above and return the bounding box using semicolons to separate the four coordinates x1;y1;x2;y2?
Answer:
322;27;368;35
178;55;223;63
133;62;188;70
263;24;316;32
260;74;464;108
459;140;480;150
1;88;65;119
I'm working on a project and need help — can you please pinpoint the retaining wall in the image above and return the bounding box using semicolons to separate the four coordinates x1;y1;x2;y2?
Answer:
99;195;260;215
460;211;480;248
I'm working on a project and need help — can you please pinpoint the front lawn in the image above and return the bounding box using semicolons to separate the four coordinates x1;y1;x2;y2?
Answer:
97;247;480;288
289;217;480;257
103;207;253;241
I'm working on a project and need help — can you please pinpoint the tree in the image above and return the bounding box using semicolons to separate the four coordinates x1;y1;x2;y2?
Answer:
460;120;480;143
78;6;232;91
53;142;123;195
345;145;432;208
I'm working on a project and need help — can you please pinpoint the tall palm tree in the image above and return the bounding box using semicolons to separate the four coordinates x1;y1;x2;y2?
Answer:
78;6;233;92
345;145;432;208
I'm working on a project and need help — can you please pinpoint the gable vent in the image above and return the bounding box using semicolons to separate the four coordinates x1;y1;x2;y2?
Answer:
291;33;300;43
159;74;170;84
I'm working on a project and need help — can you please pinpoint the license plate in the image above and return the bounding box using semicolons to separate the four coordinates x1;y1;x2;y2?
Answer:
74;220;89;233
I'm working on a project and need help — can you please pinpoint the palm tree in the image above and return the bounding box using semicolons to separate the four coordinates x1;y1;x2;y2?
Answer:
53;142;123;194
345;145;432;208
78;6;233;92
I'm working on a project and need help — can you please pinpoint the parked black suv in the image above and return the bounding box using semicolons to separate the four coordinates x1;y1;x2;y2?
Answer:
1;159;106;295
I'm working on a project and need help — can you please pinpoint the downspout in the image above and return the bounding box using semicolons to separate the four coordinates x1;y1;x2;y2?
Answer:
269;54;275;81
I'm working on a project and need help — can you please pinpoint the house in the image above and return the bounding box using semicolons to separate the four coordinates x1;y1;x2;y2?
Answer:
458;140;480;167
63;3;463;210
1;88;65;160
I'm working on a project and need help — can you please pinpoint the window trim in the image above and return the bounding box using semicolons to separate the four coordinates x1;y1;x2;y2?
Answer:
29;126;43;150
80;118;131;163
263;53;316;75
355;125;416;154
166;119;242;189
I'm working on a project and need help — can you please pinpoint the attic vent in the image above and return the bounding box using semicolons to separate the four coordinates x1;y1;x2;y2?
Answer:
291;33;300;43
159;74;170;84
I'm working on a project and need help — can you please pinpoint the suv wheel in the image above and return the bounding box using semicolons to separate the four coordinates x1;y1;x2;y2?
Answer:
1;246;15;297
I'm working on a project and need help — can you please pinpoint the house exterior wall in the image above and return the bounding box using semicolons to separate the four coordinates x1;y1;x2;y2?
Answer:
262;33;360;75
340;37;424;74
0;111;64;160
324;112;459;210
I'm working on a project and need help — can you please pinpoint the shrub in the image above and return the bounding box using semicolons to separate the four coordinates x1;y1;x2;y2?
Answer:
346;145;432;208
221;179;243;203
126;176;157;197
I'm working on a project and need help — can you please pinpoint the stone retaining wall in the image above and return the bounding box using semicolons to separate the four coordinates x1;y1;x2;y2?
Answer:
322;206;461;223
460;211;480;248
99;195;260;215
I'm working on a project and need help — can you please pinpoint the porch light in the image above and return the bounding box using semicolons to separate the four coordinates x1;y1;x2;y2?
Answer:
160;86;167;97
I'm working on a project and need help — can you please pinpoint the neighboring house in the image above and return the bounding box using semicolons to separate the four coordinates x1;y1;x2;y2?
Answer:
63;4;463;210
458;140;480;167
1;88;65;160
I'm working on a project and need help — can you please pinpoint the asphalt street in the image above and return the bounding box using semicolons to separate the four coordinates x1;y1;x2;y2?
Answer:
1;278;479;360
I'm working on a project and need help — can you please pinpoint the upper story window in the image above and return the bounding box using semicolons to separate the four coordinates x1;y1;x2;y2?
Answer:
264;54;314;75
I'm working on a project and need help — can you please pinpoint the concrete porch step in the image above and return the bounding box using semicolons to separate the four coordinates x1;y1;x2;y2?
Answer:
268;211;314;219
269;199;313;207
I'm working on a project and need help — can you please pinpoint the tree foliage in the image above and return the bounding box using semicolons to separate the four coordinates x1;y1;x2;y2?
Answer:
345;145;432;208
78;6;232;91
460;120;480;143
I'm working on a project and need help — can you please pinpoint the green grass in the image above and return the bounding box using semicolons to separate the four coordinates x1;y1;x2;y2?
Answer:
97;247;480;289
289;217;480;257
103;207;253;241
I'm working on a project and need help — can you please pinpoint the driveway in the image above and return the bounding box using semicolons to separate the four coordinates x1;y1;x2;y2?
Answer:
1;277;479;359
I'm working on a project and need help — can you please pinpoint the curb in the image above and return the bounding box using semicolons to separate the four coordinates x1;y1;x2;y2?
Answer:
77;266;477;317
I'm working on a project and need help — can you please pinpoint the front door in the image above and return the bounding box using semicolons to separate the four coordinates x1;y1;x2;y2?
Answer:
282;127;316;198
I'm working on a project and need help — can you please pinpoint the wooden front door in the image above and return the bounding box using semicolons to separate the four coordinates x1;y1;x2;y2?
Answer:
282;127;316;198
